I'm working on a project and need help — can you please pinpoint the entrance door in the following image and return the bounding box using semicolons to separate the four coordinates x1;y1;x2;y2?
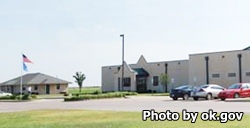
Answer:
11;86;14;94
136;77;147;93
46;84;50;94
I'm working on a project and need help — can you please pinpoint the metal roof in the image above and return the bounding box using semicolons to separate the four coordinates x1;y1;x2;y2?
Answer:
132;68;149;77
0;73;71;86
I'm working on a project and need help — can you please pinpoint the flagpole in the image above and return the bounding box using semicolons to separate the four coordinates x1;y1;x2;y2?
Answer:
20;54;23;100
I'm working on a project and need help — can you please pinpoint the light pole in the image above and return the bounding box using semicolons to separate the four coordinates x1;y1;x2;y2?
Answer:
120;34;124;91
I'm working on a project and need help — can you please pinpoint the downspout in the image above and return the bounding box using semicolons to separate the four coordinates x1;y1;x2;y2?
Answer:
165;63;168;92
238;54;242;83
205;56;209;84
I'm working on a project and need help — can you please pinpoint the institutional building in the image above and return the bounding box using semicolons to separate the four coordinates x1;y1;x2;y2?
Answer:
102;47;250;93
189;46;250;88
0;73;71;94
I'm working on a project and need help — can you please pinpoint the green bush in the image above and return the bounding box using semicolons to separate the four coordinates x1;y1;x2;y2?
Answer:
64;91;137;102
10;95;18;100
0;94;37;100
30;94;37;99
0;96;13;100
93;90;102;95
22;94;32;100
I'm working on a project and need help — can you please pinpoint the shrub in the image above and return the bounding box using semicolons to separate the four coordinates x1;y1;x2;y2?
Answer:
64;91;137;102
0;96;13;100
93;90;101;95
22;94;32;100
30;94;37;99
64;93;70;96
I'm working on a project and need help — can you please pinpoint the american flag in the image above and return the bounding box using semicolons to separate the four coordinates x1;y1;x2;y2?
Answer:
23;54;33;63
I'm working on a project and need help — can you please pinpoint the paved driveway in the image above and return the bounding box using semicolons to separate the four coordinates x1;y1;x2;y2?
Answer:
0;96;250;113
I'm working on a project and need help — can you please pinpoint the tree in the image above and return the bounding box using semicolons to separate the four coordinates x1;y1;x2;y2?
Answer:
160;73;170;92
73;72;86;93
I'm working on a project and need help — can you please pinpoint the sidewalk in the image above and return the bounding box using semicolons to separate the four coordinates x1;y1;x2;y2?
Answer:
225;98;250;102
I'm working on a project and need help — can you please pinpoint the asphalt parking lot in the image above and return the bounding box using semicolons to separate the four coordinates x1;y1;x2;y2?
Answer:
0;96;250;113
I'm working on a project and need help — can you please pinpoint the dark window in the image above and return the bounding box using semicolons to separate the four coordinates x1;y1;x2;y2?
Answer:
34;85;38;90
123;78;131;87
175;85;191;90
228;73;236;77
56;84;60;90
228;84;241;89
153;76;159;86
22;87;26;91
212;74;220;78
246;72;250;76
211;85;224;90
200;85;209;89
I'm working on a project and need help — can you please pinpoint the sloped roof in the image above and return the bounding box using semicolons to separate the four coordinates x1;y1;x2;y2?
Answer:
132;68;149;77
0;73;71;86
243;46;250;50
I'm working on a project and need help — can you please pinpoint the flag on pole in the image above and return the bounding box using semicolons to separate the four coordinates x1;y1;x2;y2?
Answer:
22;54;33;71
23;62;28;71
23;54;33;63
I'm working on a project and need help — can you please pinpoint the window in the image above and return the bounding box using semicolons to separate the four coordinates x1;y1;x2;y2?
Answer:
228;73;236;77
123;78;131;87
211;85;224;90
246;72;250;76
22;87;26;91
228;84;241;89
34;85;38;90
200;85;209;89
153;76;159;86
56;84;60;90
212;74;220;78
241;84;248;89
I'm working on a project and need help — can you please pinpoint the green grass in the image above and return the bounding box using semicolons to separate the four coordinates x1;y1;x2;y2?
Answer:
68;87;101;94
0;110;249;128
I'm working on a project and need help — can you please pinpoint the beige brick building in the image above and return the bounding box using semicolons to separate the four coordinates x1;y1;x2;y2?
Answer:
0;73;71;95
189;47;250;88
102;55;189;93
102;47;250;92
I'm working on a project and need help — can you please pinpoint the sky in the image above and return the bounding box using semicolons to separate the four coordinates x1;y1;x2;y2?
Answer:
1;0;250;87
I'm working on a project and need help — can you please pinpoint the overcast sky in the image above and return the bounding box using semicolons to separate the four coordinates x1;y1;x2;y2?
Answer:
1;0;250;87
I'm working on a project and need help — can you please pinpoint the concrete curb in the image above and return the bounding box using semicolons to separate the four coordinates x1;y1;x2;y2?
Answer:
225;98;250;102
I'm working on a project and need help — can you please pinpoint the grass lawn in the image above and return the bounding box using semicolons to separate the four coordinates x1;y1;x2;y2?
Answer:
0;110;249;128
68;87;101;94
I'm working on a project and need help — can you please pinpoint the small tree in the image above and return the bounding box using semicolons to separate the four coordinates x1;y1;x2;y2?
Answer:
73;72;86;93
160;73;170;92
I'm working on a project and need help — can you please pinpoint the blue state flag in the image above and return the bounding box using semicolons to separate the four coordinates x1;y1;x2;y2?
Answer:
23;62;28;71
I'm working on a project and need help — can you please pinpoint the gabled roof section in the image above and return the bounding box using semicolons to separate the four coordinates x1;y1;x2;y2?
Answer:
243;46;250;50
0;73;71;86
137;55;147;65
124;61;135;73
132;68;149;77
